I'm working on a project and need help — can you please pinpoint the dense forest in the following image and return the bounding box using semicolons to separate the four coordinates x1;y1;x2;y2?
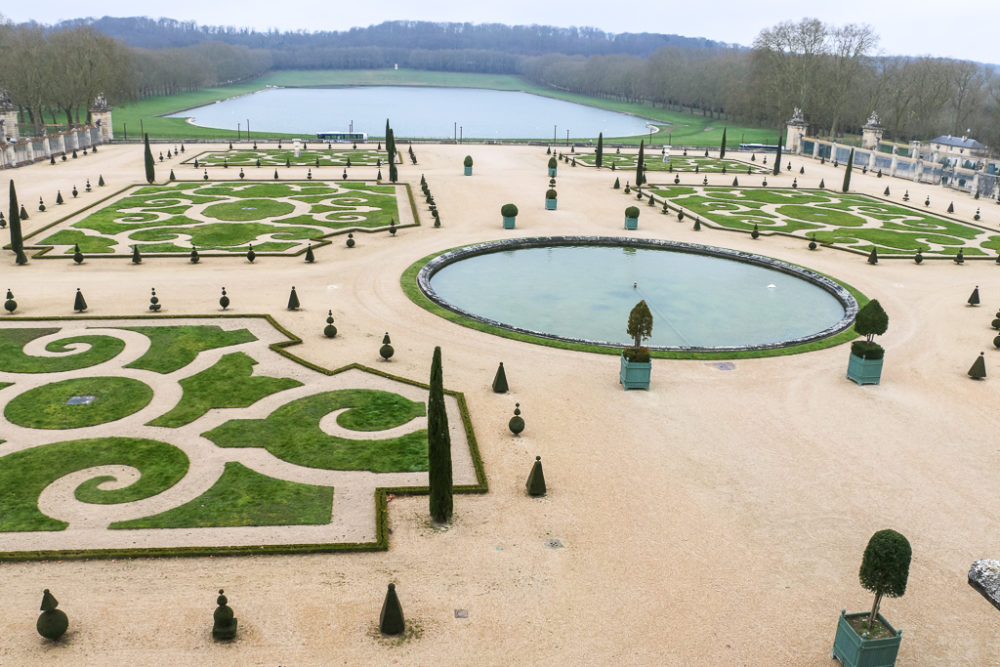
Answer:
1;15;998;150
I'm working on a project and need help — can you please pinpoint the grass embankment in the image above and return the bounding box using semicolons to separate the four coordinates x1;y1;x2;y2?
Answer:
116;69;775;145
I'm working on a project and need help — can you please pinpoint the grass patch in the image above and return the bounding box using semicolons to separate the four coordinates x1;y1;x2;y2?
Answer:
5;377;153;429
0;329;126;372
149;352;301;427
194;149;386;167
121;325;257;374
111;462;332;529
204;389;428;472
0;437;189;531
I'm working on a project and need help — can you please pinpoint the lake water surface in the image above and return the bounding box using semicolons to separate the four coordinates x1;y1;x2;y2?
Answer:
169;86;656;139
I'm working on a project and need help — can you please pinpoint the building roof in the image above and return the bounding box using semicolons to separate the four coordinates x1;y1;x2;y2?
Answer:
931;135;987;150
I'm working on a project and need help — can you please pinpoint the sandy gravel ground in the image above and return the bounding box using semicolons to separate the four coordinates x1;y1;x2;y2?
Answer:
1;140;1000;665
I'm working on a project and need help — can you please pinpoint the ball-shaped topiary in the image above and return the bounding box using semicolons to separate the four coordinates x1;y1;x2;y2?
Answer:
501;203;518;218
547;157;557;169
859;529;911;630
851;299;888;360
625;206;640;219
463;155;473;167
546;189;557;199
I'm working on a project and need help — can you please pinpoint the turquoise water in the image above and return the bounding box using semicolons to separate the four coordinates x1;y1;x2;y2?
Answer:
169;86;656;139
428;245;847;348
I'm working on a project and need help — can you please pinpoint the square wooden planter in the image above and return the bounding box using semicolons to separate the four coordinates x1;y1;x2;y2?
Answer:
831;610;902;667
624;216;638;230
502;216;516;229
620;353;651;390
545;198;557;210
847;352;884;386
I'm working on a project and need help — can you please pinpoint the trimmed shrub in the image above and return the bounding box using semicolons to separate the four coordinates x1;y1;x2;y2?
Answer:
625;206;640;219
859;529;911;630
546;189;557;199
463;155;473;167
501;203;518;217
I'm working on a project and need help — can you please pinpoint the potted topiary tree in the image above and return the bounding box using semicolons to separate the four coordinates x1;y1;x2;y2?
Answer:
547;156;557;177
620;300;653;390
463;155;473;176
831;529;910;667
501;203;518;229
624;205;640;230
545;188;558;210
847;299;888;386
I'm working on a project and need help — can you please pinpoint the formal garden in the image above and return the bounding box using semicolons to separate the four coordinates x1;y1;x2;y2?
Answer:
190;147;390;167
0;317;485;559
650;186;1000;257
25;180;414;257
575;151;769;173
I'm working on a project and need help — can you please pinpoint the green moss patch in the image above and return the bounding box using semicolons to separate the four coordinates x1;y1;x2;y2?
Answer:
5;377;154;429
0;329;126;373
111;462;332;529
121;325;257;374
204;389;428;472
149;352;302;427
0;437;189;531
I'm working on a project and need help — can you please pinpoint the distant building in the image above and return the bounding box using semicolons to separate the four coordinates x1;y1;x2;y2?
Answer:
928;134;988;168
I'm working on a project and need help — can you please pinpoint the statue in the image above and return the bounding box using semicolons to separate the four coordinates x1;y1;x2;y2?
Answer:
865;111;882;128
789;107;805;124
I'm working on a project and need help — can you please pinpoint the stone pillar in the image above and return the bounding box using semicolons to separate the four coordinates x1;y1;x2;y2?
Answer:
41;135;51;158
89;93;113;142
785;107;807;154
0;90;18;141
890;153;898;177
860;112;884;151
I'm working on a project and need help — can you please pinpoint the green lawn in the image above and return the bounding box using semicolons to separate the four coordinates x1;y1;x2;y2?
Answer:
113;69;775;145
0;329;126;373
122;326;257;373
5;377;153;429
193;148;387;167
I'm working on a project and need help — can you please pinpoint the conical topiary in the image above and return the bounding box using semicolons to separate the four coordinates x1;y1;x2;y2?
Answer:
219;287;230;310
324;310;337;338
287;286;300;310
492;361;508;393
819;179;825;189
4;289;17;313
750;224;759;239
169;169;175;181
508;402;525;435
131;245;142;264
693;218;701;231
969;286;981;306
273;169;279;180
190;247;200;264
73;244;84;264
246;244;256;263
867;248;878;265
883;186;890;196
947;202;954;213
969;352;987;380
212;589;238;640
379;583;405;636
613;177;620;189
526;456;546;497
379;332;394;360
305;244;315;263
73;288;87;313
36;589;68;640
148;287;161;312
20;204;28;220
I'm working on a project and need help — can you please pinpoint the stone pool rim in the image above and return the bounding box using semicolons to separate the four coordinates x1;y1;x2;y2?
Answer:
411;236;862;356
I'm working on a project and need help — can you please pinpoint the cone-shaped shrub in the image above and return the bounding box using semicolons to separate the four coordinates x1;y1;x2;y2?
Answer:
305;244;315;263
526;456;546;496
143;134;155;184
73;288;87;312
287;286;300;310
428;346;453;523
867;248;878;265
508;402;525;435
968;286;981;306
19;204;28;220
492;361;508;393
36;589;68;640
131;245;142;264
169;169;175;181
379;583;405;636
693;218;701;231
819;179;825;189
969;352;987;379
948;202;954;213
883;186;890;196
859;529;911;630
56;190;64;205
842;148;854;192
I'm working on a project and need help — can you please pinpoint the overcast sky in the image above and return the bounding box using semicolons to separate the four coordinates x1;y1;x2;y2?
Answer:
4;1;999;65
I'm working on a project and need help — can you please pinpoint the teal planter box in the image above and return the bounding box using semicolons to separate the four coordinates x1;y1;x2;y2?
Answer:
624;216;638;230
831;610;902;667
847;352;884;385
464;166;472;176
545;198;557;210
502;216;516;229
548;167;557;177
620;353;651;390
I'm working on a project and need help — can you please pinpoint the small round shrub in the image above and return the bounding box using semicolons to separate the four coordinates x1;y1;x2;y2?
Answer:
463;155;473;167
625;206;640;219
501;203;518;217
546;189;557;199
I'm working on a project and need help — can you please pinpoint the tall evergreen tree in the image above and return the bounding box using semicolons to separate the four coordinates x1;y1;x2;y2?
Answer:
719;128;727;159
8;180;27;265
635;140;645;186
143;134;155;184
427;346;453;523
772;134;782;177
843;148;855;193
595;132;604;168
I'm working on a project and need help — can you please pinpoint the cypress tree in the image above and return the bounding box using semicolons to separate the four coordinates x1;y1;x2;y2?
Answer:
772;134;782;176
389;162;398;183
428;346;453;524
719;128;727;159
595;132;603;168
8;180;27;265
143;134;155;184
635;141;645;186
842;148;855;192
